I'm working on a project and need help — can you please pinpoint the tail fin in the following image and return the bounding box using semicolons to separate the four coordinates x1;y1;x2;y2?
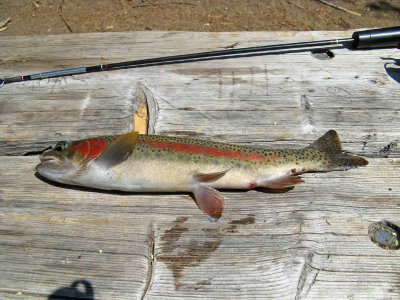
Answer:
308;130;368;171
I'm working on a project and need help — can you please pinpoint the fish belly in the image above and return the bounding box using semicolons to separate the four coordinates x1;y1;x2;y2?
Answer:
83;156;259;192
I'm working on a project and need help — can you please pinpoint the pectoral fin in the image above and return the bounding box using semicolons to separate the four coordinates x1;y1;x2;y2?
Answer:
259;174;304;189
95;131;139;169
193;185;224;221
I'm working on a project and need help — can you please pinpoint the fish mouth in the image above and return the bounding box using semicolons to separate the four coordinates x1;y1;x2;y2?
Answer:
39;151;66;164
36;151;71;177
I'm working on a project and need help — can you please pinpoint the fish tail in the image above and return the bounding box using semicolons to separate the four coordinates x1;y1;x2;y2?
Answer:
308;130;368;171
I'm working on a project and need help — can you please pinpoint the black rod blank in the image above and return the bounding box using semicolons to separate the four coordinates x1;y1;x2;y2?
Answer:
1;26;399;86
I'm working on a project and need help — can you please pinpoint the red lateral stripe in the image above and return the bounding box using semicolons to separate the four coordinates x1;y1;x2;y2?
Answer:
67;138;107;159
138;140;277;161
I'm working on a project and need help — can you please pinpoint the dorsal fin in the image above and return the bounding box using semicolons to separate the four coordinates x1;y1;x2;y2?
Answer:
307;130;342;154
95;131;139;169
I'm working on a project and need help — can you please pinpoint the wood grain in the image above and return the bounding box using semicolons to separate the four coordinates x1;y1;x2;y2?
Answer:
1;157;399;299
0;30;399;299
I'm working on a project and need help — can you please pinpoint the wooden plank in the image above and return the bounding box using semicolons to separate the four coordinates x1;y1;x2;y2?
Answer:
1;30;400;299
0;31;399;156
0;157;400;299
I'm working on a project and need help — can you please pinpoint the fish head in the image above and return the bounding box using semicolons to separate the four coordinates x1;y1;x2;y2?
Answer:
36;132;137;185
36;140;81;183
36;137;108;184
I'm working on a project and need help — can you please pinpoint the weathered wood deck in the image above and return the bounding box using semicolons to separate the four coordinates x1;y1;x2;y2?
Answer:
0;31;399;299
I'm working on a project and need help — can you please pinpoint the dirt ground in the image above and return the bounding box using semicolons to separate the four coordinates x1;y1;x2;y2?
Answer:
0;0;399;36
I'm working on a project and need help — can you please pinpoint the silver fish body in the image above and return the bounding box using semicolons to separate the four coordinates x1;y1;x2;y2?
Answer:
36;130;368;219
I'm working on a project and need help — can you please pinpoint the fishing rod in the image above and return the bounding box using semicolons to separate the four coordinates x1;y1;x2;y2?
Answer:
1;26;399;87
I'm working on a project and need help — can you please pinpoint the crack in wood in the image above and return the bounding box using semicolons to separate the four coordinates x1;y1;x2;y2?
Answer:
300;95;316;133
379;140;399;157
133;83;159;134
141;222;155;300
249;66;254;98
218;69;223;100
295;251;319;300
230;70;236;98
361;133;377;150
23;146;51;156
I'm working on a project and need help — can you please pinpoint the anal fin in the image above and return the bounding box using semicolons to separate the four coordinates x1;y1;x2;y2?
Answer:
193;185;224;221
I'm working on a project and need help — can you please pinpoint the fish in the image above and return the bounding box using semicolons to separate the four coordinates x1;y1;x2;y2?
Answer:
36;130;368;220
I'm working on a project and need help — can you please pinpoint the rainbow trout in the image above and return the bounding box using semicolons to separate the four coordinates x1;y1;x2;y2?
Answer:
36;130;368;220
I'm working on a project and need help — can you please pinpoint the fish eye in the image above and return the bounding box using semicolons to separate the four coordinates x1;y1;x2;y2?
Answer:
54;141;70;151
